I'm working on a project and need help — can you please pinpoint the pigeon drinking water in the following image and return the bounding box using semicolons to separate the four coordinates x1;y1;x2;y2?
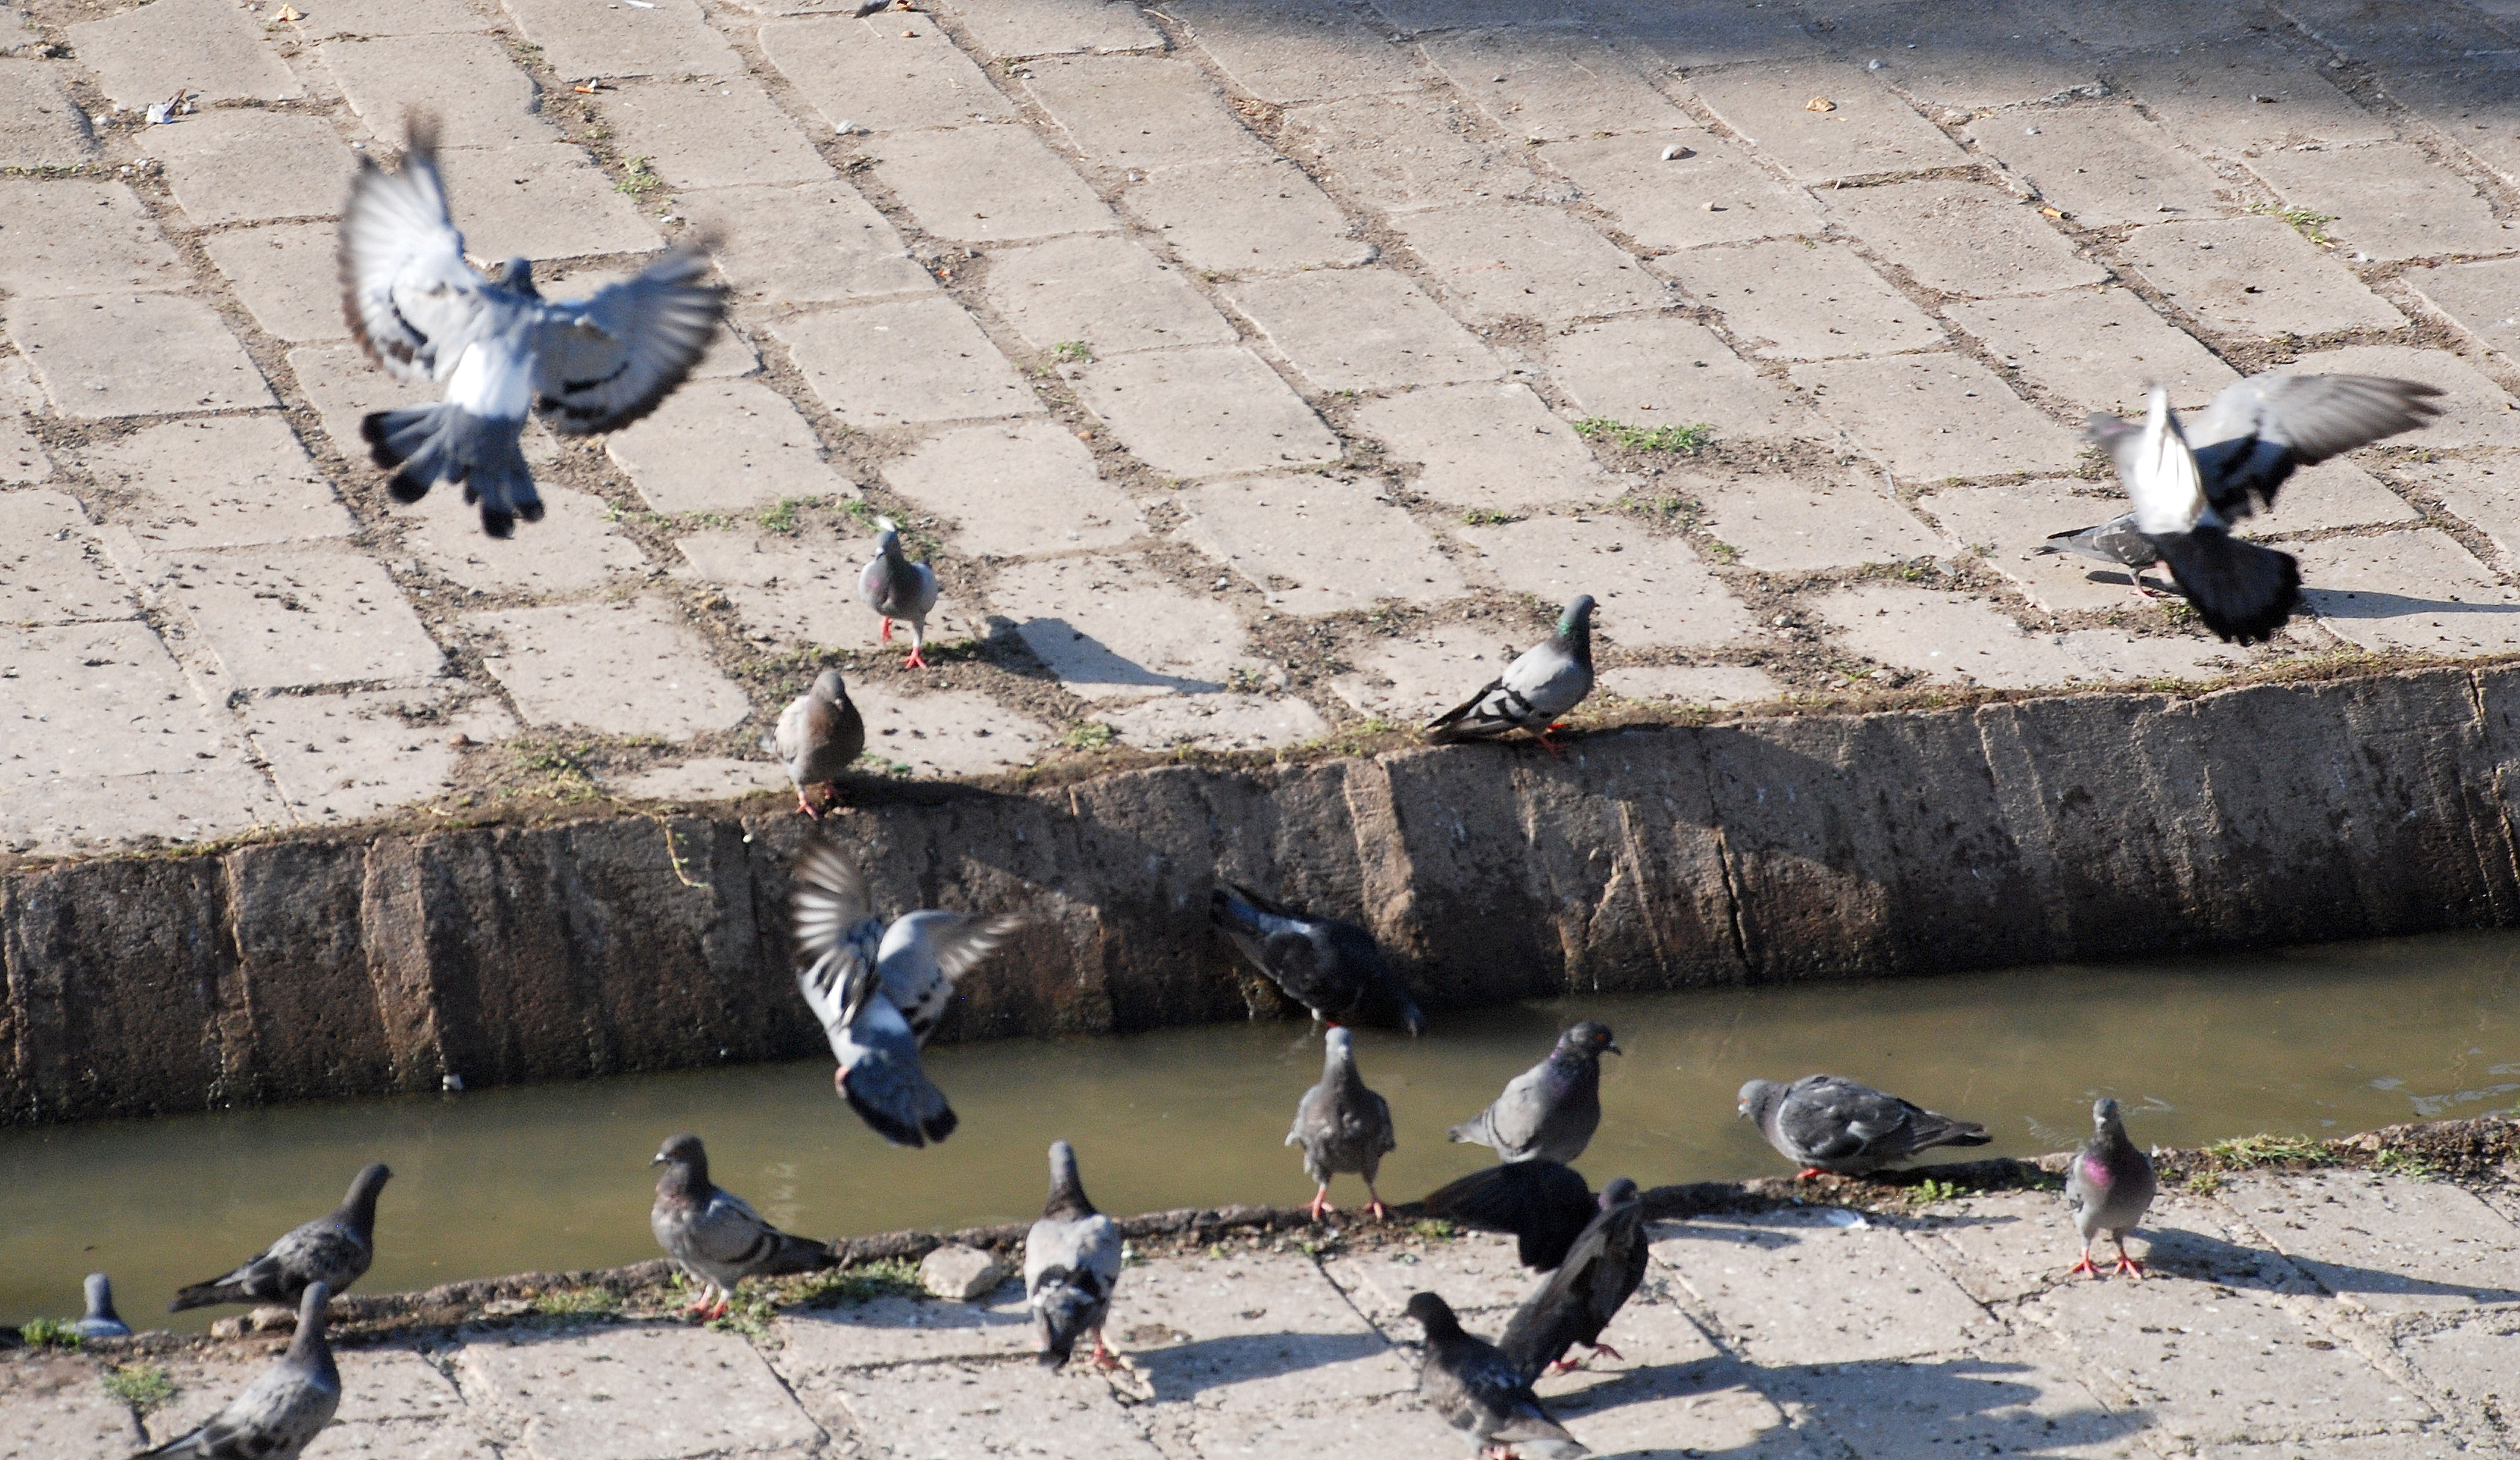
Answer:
1287;1027;1399;1221
1426;596;1596;753
1449;1022;1619;1166
1405;1291;1588;1460
2066;1096;2157;1279
76;1273;129;1340
859;518;941;668
1420;1160;1598;1272
1025;1140;1124;1370
650;1132;839;1319
138;1282;341;1460
339;117;725;537
171;1163;391;1312
1498;1177;1648;1381
1738;1075;1988;1178
1210;881;1425;1035
772;668;865;820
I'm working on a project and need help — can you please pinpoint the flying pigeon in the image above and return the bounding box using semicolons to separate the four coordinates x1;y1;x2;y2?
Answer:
2066;1096;2157;1279
339;116;725;537
1737;1075;1988;1179
650;1132;839;1318
860;518;941;668
1288;1027;1399;1221
1026;1139;1124;1370
138;1282;341;1460
1210;881;1425;1036
789;836;1025;1147
2054;374;2443;640
1420;1160;1598;1272
1448;1022;1619;1166
171;1163;391;1312
1426;596;1595;753
772;668;866;820
76;1273;129;1340
1498;1178;1648;1381
1404;1291;1588;1460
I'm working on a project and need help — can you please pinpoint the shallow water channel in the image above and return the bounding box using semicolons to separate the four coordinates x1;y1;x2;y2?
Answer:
7;928;2519;1331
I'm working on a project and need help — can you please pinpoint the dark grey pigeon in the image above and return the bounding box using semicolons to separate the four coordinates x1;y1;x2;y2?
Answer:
1498;1178;1648;1382
2036;513;2170;598
76;1273;130;1340
171;1163;390;1312
1025;1140;1123;1370
1426;596;1595;753
1448;1023;1619;1166
772;668;865;820
1420;1160;1597;1272
651;1133;838;1320
1288;1027;1398;1221
1738;1075;1988;1178
341;116;725;538
2066;1097;2157;1279
137;1282;341;1459
859;517;941;668
1211;881;1424;1035
1405;1291;1588;1460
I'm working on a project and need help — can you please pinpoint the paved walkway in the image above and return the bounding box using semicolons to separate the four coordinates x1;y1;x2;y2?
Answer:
7;0;2520;857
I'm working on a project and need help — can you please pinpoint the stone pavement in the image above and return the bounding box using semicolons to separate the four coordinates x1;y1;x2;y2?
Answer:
8;0;2520;856
9;1152;2520;1459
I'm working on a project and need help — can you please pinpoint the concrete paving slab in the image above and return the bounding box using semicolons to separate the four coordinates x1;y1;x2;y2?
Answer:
1180;1390;1449;1460
2106;38;2391;156
456;1323;822;1459
1223;270;1504;391
1650;1211;1996;1365
276;0;488;38
1422;29;1692;142
0;759;291;855
1684;62;1971;184
672;530;969;651
1829;0;2101;109
464;599;752;739
1546;317;1828;444
1170;0;1426;106
992;552;1248;700
2380;62;2520;192
0;179;187;299
432;145;664;261
323;33;562;149
608;378;858;515
1965;104;2234;228
761;15;1016;135
607;756;790;802
1598;664;1784;707
0;1356;142;1457
397;484;649;596
681;181;935;306
1352;383;1620;510
153;109;357;227
2245;142;2507;263
0;489;134;625
1908;1190;2092;1304
2403;256;2520;358
2217;1171;2520;1313
2394;1311;2520;1447
1817;583;2237;686
1918;479;2189;612
4;621;236;783
0;410;48;485
1108;1251;1407;1409
1276;93;1545;215
162;551;447;691
1771;1345;2149;1460
2297;530;2520;653
286;342;445;462
1123;157;1374;273
1455;511;1755;651
775;297;1043;429
2286;344;2520;449
1068;345;1341;478
1024;54;1272;169
1657;239;1944;362
499;0;742;79
944;0;1163;61
880;420;1146;557
65;0;301;108
1538;130;1825;251
2193;1435;2467;1460
985;234;1234;357
2405;452;2520;564
1175;472;1467;612
10;294;277;419
1329;629;1528;720
203;223;355;344
1323;1231;1535;1321
589;77;835;189
804;1357;1158;1459
1821;181;2111;300
1947;289;2240;418
0;60;98;170
248;687;515;822
1391;203;1670;324
1698;474;1942;571
1103;691;1330;751
2237;460;2420;537
1607;0;1824;68
1546;1350;1814;1460
1792;354;2086;480
869;123;1120;243
769;1290;1035;1370
2118;217;2408;339
79;415;356;551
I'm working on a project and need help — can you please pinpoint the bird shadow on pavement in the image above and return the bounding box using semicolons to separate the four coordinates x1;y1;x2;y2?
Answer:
993;617;1226;696
2137;1224;2520;1304
1122;1329;1393;1403
2300;588;2520;621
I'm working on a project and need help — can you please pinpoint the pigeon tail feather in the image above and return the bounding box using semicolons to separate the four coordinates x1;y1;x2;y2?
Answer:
362;404;543;538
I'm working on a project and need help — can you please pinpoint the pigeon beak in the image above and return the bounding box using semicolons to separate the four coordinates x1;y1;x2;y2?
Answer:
1606;1043;1624;1057
649;1153;668;1166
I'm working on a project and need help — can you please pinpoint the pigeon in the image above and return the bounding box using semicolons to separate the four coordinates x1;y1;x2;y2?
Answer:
650;1132;839;1318
789;836;1025;1147
171;1163;391;1312
1405;1292;1588;1460
859;517;940;668
1025;1140;1124;1370
1426;596;1596;753
76;1273;130;1340
772;668;866;820
1737;1075;1989;1179
1210;881;1426;1036
1287;1027;1399;1221
2035;514;2171;599
1419;1160;1598;1272
2065;1096;2157;1279
1448;1022;1619;1166
1498;1178;1648;1381
137;1282;341;1460
340;116;725;538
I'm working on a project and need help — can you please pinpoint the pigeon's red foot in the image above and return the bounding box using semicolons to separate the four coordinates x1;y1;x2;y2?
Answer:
1796;1167;1828;1181
1307;1188;1336;1223
1586;1340;1625;1363
1088;1339;1124;1371
1535;724;1571;759
683;1295;730;1320
1366;1195;1391;1221
794;792;822;821
902;648;930;669
879;618;895;643
1549;1354;1588;1375
2069;1248;2103;1279
821;785;844;815
2113;1253;2146;1279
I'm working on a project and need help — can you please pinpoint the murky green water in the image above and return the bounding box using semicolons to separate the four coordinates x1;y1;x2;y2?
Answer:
6;928;2518;1332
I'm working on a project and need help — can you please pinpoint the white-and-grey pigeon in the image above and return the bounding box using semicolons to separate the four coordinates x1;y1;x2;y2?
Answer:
1025;1139;1124;1370
859;518;940;668
1497;1178;1648;1382
1738;1074;1989;1178
1211;881;1425;1035
340;117;725;537
1426;596;1595;752
1420;1160;1598;1271
650;1132;839;1318
171;1163;391;1312
789;837;1025;1147
2066;1096;2157;1279
1287;1027;1398;1221
138;1282;341;1460
772;668;865;820
1405;1291;1588;1460
1448;1022;1619;1166
76;1273;129;1340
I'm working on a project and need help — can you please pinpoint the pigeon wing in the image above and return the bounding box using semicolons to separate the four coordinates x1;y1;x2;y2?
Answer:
835;991;957;1147
689;1190;833;1279
263;1218;371;1294
338;118;482;383
1778;1078;1902;1164
532;247;725;436
924;910;1027;983
1421;1161;1596;1271
2190;372;2446;508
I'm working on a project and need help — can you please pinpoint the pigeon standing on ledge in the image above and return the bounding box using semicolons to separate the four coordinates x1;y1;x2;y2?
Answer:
1026;1140;1123;1370
860;518;941;668
172;1163;391;1312
1449;1022;1620;1166
1419;1160;1598;1272
2067;1097;2157;1279
139;1282;340;1459
773;668;866;820
1738;1074;1989;1179
1209;881;1425;1035
1287;1027;1399;1221
76;1273;129;1340
1405;1291;1588;1460
650;1133;839;1319
1427;596;1596;753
